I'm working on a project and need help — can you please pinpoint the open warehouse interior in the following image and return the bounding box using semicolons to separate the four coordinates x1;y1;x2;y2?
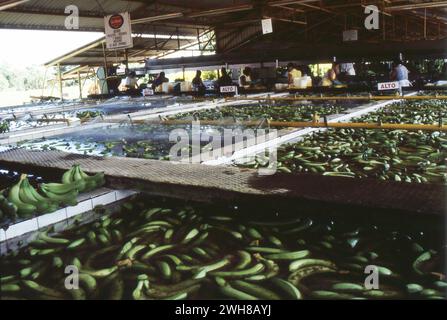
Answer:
0;0;446;304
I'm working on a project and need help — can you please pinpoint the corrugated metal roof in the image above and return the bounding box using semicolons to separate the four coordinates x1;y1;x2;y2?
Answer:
0;11;103;31
45;35;196;67
0;8;205;35
161;0;251;10
7;0;145;15
1;0;446;56
0;0;207;35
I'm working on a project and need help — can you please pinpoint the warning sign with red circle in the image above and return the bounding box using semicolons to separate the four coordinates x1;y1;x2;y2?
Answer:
109;14;124;29
104;12;133;50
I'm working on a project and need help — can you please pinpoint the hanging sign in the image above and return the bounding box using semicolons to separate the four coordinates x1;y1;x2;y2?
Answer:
343;29;358;41
377;81;400;90
142;88;154;96
104;12;133;50
261;18;273;34
220;86;238;93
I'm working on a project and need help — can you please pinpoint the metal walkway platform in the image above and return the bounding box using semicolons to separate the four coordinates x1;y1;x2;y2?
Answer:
0;148;444;218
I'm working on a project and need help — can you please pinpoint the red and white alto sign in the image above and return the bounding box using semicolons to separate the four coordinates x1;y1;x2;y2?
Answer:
377;81;400;90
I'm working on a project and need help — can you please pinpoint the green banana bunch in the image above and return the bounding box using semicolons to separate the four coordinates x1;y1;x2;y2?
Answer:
39;184;78;207
1;166;105;224
6;175;61;218
62;165;86;192
0;191;18;222
62;164;105;193
7;175;38;217
19;177;57;214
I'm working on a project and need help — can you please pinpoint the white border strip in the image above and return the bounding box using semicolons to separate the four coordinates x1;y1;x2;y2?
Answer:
0;189;137;243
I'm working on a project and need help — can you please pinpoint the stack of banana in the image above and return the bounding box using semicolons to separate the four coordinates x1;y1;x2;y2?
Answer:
0;165;105;222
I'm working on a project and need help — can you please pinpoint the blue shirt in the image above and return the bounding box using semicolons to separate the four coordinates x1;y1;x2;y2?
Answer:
395;64;409;81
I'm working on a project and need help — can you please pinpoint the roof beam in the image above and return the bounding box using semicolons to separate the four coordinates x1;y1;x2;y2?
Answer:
268;0;319;7
132;12;184;24
0;0;29;11
61;65;90;78
45;37;105;67
108;4;255;27
386;1;447;11
274;5;304;13
295;2;333;14
265;15;307;25
187;4;254;18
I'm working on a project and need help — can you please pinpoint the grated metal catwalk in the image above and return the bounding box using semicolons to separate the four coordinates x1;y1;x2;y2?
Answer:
0;148;444;217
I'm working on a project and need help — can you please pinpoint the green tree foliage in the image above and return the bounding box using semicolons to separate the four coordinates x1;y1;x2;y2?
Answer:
0;63;46;91
202;70;217;80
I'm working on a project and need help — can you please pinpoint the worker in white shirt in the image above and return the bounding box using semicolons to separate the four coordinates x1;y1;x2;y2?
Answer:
340;63;356;76
124;71;138;90
287;63;302;86
390;59;410;82
239;67;253;88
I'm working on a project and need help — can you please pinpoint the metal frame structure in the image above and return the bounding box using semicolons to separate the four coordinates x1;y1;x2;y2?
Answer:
1;1;447;99
1;1;446;48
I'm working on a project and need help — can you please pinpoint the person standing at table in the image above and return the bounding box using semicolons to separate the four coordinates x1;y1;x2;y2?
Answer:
239;67;253;89
151;72;169;90
192;70;206;95
216;67;233;88
287;63;302;86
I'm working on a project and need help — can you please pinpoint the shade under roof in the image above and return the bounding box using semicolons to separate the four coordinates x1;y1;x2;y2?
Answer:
44;34;198;67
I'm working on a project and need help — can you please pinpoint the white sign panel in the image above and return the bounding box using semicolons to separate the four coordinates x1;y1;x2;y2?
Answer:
377;81;400;90
261;18;273;34
104;12;133;50
142;88;154;96
220;86;238;93
343;29;358;41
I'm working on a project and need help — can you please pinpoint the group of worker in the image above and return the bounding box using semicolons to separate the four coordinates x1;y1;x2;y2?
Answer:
124;67;238;94
123;58;410;94
124;71;169;93
319;59;409;87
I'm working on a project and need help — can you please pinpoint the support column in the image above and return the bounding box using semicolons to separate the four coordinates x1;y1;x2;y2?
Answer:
78;71;82;99
125;49;129;71
101;41;108;73
57;63;63;101
196;28;201;51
